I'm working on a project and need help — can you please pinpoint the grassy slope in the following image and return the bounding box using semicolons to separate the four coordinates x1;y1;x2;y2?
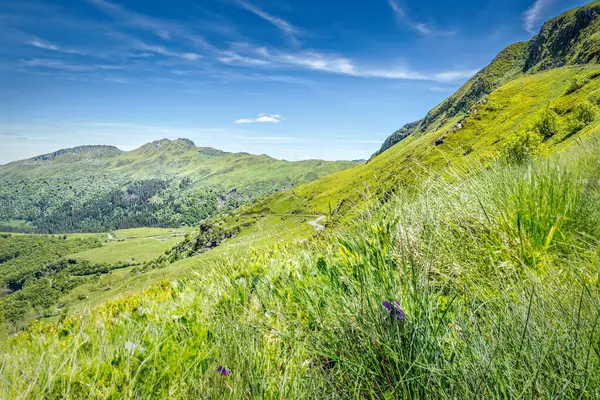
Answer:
371;0;600;159
40;64;600;319
2;137;599;398
37;64;600;329
56;214;319;314
244;65;600;220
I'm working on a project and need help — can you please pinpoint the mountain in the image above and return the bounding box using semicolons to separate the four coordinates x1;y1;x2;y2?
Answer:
0;139;356;233
31;145;123;161
371;0;600;159
240;1;600;225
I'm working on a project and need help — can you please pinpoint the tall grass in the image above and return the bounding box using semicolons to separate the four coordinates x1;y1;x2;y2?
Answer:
1;140;600;399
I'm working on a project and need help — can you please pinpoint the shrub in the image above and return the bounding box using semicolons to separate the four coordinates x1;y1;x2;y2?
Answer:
565;76;587;94
567;102;596;135
588;89;600;106
532;108;559;140
503;129;542;163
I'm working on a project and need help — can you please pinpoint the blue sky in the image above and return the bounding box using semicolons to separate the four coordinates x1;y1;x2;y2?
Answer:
0;0;589;163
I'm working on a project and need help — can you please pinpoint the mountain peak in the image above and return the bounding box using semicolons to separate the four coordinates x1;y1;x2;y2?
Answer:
31;145;122;162
135;138;197;155
525;1;600;72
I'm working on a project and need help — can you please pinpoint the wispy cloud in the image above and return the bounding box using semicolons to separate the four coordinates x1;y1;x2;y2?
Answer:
235;0;301;45
387;0;454;36
432;70;478;82
220;45;476;82
27;38;85;55
103;76;133;84
235;113;283;124
89;0;178;39
239;136;295;142
9;0;475;86
217;50;271;66
133;40;201;61
523;0;552;34
21;58;123;72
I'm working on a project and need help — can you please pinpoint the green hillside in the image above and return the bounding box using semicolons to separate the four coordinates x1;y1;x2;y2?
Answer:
371;0;600;159
243;64;600;224
2;123;600;399
0;139;356;233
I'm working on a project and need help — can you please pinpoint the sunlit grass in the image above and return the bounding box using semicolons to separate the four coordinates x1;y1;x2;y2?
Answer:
2;138;599;399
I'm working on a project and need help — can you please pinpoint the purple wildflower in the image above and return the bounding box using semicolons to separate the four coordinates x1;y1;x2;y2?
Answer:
216;366;231;376
382;300;405;322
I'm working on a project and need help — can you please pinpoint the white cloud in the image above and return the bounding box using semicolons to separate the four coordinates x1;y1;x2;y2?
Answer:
235;114;283;124
387;0;455;36
217;50;271;66
240;136;296;143
27;38;85;55
219;45;476;82
235;0;301;45
128;52;155;58
89;0;180;40
133;40;201;61
21;58;123;72
104;76;133;84
523;0;553;34
433;70;479;82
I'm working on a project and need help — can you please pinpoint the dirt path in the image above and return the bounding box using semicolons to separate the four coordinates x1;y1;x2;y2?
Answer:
307;216;326;231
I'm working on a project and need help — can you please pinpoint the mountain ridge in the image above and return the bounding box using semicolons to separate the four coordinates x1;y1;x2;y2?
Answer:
371;0;600;159
0;139;357;233
3;137;347;168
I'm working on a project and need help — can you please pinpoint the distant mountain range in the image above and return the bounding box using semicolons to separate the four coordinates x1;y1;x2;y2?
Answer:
0;139;356;233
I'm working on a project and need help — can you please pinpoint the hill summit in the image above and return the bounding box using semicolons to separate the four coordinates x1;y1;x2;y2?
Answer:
0;141;356;233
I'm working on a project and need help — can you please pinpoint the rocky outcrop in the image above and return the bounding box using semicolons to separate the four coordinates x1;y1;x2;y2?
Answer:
369;119;422;161
525;3;600;71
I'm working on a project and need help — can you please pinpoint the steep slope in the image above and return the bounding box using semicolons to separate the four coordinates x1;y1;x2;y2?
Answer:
372;0;600;158
243;67;600;224
0;139;356;233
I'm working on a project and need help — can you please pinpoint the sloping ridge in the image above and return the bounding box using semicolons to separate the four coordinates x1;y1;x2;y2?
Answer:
244;1;600;224
371;0;600;159
31;145;122;162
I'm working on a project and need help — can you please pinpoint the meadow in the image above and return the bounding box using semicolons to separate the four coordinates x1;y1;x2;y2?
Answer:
1;137;599;399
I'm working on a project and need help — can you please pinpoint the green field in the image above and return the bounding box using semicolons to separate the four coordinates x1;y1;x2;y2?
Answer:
110;227;195;240
67;227;197;265
69;236;183;265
